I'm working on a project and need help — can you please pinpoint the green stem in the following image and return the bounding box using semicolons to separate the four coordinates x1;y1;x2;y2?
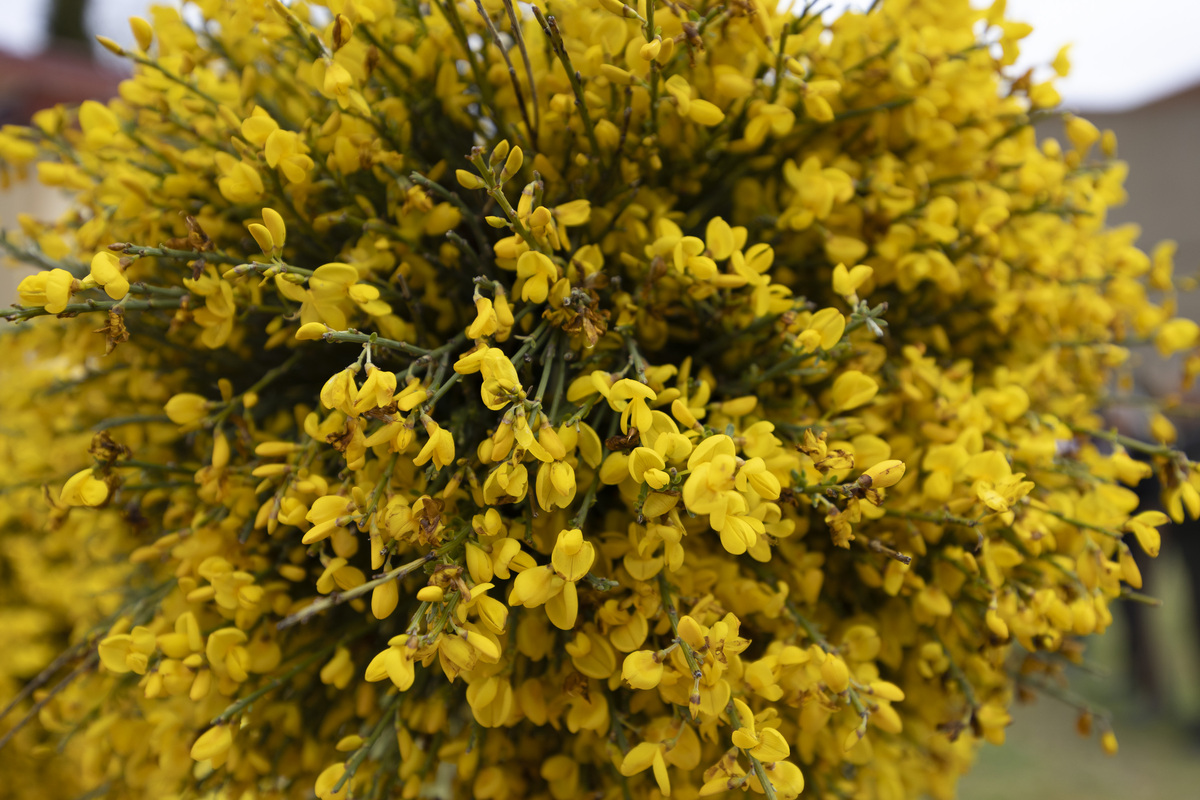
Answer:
472;0;533;149
114;459;195;475
408;172;494;269
656;574;701;676
933;631;980;715
2;297;185;322
277;551;434;630
570;469;603;529
357;453;400;527
211;639;344;724
725;699;779;800
92;414;172;431
502;0;540;148
129;52;225;109
120;243;240;264
212;351;302;425
333;691;406;792
425;371;464;411
624;333;648;383
1036;506;1122;539
323;330;430;357
277;529;469;629
127;283;189;297
883;508;980;528
533;7;604;166
1065;422;1181;460
0;653;98;752
533;334;558;404
0;230;87;273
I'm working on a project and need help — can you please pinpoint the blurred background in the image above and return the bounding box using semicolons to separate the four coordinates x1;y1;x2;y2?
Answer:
1;1;1199;797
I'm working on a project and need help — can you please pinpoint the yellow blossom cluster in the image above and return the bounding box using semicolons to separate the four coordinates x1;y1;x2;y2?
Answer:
1;0;1196;798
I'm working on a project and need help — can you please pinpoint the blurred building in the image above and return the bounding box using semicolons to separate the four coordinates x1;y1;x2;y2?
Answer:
1089;85;1200;324
0;47;122;302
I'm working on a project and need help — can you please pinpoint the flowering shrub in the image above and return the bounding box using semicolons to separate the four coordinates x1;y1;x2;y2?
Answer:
0;0;1196;798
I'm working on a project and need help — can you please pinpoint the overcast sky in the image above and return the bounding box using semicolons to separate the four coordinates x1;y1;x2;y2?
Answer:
3;0;1198;112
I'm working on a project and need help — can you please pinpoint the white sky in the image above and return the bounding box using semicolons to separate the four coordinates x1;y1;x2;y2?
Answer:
3;0;1199;112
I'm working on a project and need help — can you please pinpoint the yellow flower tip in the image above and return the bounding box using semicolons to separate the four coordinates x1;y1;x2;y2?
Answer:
639;39;662;61
1065;115;1100;154
1101;730;1118;756
371;581;399;619
621;650;664;690
860;459;906;490
600;64;636;87
829;370;879;412
315;762;349;799
247;222;275;255
598;0;641;19
1154;318;1199;357
61;468;108;507
867;680;906;703
1052;44;1072;77
843;723;867;752
261;207;286;250
89;251;129;300
335;734;364;752
190;724;233;763
1150;412;1177;445
501;147;523;183
129;17;154;51
416;585;444;603
821;655;850;693
296;321;332;340
832;262;874;297
687;99;725;127
456;169;486;190
95;35;125;56
165;392;211;426
331;14;353;51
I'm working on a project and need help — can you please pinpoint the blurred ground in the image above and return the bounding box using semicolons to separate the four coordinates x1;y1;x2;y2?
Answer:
962;549;1200;800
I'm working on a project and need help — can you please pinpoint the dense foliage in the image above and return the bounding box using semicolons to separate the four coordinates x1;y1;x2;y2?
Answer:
1;1;1197;798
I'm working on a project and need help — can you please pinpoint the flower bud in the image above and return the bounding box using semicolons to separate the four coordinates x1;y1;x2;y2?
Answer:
860;460;906;489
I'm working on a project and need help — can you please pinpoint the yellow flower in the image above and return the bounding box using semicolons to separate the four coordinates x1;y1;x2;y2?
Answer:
353;365;397;414
190;724;233;763
414;418;455;469
89;251;129;300
17;268;75;313
97;626;156;674
730;699;790;761
829;370;879;412
60;469;108;507
550;528;594;581
314;763;349;800
832;262;873;299
619;741;671;796
621;650;665;690
3;2;1194;798
215;152;264;203
320;368;359;416
516;251;558;303
1155;318;1199;356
